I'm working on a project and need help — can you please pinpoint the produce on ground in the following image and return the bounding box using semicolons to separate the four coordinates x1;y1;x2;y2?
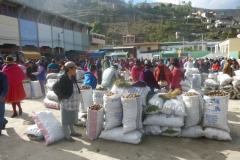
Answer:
184;92;199;96
95;87;108;91
106;92;116;96
114;79;131;88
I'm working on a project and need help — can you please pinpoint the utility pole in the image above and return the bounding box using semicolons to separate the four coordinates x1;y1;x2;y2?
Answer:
58;33;60;54
202;34;204;51
183;36;184;51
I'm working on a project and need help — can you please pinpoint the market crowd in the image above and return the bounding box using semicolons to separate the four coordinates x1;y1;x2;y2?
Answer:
0;55;239;139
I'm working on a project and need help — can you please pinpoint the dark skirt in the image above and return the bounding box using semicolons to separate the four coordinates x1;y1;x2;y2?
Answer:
60;106;78;125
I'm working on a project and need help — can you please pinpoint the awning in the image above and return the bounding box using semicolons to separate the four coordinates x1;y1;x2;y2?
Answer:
110;52;128;56
89;51;106;57
188;51;212;58
19;51;41;60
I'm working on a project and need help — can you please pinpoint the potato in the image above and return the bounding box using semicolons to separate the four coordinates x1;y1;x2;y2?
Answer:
106;92;116;96
122;93;141;98
80;86;91;90
88;104;103;111
184;92;199;96
96;87;108;91
205;90;228;97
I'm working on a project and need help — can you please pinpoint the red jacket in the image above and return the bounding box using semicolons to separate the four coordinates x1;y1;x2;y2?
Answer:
212;64;220;71
153;65;171;84
131;66;144;82
169;67;183;90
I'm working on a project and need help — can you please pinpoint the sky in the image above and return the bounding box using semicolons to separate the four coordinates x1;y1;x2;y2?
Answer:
134;0;240;9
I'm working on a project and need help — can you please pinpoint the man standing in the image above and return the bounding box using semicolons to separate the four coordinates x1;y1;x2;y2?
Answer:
101;64;119;89
26;61;38;81
184;58;194;68
96;59;103;84
154;59;171;90
0;71;9;135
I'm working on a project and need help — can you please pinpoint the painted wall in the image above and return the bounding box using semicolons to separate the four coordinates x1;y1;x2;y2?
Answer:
81;33;90;51
0;15;20;45
64;30;74;51
52;27;64;49
229;38;240;54
38;23;52;48
139;44;159;51
74;32;82;51
20;19;38;47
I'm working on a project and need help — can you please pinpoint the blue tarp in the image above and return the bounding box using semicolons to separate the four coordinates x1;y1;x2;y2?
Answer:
89;51;106;57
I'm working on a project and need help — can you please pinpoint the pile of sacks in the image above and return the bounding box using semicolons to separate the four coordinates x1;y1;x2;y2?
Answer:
184;68;202;94
23;79;44;99
180;79;191;93
232;76;240;99
219;74;236;99
143;90;186;137
44;73;60;110
202;91;232;140
85;92;144;144
203;74;219;93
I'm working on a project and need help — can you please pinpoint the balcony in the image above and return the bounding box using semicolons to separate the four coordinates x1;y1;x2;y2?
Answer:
91;33;106;45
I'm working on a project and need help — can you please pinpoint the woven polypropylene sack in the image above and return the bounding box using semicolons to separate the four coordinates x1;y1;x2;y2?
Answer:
204;127;232;141
99;127;142;144
103;93;122;131
93;90;108;105
121;96;143;134
219;74;233;86
86;108;104;141
23;83;32;99
144;125;162;135
162;99;186;116
79;87;93;113
180;125;204;138
43;98;60;110
47;91;59;101
31;81;43;99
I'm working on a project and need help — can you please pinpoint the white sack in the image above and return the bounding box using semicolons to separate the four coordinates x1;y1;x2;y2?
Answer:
23;83;32;99
103;94;122;131
111;86;150;106
217;72;223;83
208;73;217;82
219;74;233;86
232;80;240;93
232;76;240;83
234;70;240;76
143;113;184;127
46;73;58;79
204;85;216;93
26;124;43;137
76;70;85;82
145;93;165;114
93;90;108;105
46;79;57;91
180;125;204;138
162;99;186;116
43;98;60;110
182;86;191;92
79;87;93;113
204;127;232;141
203;95;230;132
192;74;201;89
33;111;64;146
31;81;43;99
121;96;143;134
144;125;162;135
201;73;209;85
183;94;202;128
86;108;104;141
180;79;191;87
47;91;59;101
219;85;233;92
161;127;181;137
99;127;142;144
204;79;219;86
186;68;199;74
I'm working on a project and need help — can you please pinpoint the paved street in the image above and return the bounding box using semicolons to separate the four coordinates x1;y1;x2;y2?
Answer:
0;97;240;160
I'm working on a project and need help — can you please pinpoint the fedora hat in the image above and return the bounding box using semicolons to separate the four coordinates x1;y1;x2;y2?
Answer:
134;60;141;65
144;60;153;67
90;64;97;71
5;56;14;63
171;58;179;65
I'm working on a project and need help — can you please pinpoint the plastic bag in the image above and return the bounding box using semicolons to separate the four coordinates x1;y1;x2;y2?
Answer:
43;98;60;110
162;99;186;116
103;93;123;131
46;91;59;101
204;79;219;86
23;83;32;99
145;93;165;114
86;108;104;141
99;127;142;144
31;81;43;99
144;125;162;135
180;125;204;138
143;113;184;127
121;96;143;134
33;111;64;146
204;128;232;141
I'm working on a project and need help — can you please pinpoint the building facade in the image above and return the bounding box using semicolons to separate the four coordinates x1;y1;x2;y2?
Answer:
0;0;92;58
215;38;240;55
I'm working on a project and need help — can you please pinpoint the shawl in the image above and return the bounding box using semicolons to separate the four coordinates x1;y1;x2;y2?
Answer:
2;63;26;87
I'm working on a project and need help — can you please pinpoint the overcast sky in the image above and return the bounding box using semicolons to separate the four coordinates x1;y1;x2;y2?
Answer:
134;0;240;9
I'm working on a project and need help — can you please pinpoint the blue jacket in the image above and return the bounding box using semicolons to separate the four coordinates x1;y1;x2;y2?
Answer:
83;72;97;89
37;66;46;81
0;71;9;100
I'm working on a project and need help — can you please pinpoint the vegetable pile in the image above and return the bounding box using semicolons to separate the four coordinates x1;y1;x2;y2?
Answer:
80;86;91;90
205;90;228;97
184;92;199;96
114;79;131;88
122;93;141;98
89;104;103;110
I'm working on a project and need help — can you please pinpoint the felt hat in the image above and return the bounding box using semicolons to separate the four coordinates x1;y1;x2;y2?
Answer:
144;60;153;67
5;56;14;63
64;61;78;68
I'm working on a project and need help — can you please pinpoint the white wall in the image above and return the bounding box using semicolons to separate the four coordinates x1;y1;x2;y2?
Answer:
64;30;74;51
52;27;64;48
38;23;52;48
0;15;19;45
74;31;83;51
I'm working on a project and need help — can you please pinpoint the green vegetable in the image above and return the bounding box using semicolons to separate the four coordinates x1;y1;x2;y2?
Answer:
163;129;179;135
114;79;131;88
145;105;160;113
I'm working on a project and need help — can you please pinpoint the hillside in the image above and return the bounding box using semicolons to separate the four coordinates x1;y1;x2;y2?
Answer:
17;0;240;46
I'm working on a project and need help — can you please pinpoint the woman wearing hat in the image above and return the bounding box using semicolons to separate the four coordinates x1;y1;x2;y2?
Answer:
140;60;160;94
47;59;59;73
52;61;81;142
83;64;98;89
2;56;26;118
32;60;46;95
154;59;171;90
168;58;184;92
131;60;144;83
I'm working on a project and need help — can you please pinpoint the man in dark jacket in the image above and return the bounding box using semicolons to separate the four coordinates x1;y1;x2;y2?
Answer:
26;61;38;81
0;71;9;135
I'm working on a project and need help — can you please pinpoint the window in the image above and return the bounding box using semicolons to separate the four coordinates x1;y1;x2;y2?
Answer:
0;4;17;18
147;47;151;51
20;10;36;21
38;15;50;25
8;6;12;17
1;4;7;15
65;22;73;30
137;46;140;49
74;25;81;32
53;19;63;28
